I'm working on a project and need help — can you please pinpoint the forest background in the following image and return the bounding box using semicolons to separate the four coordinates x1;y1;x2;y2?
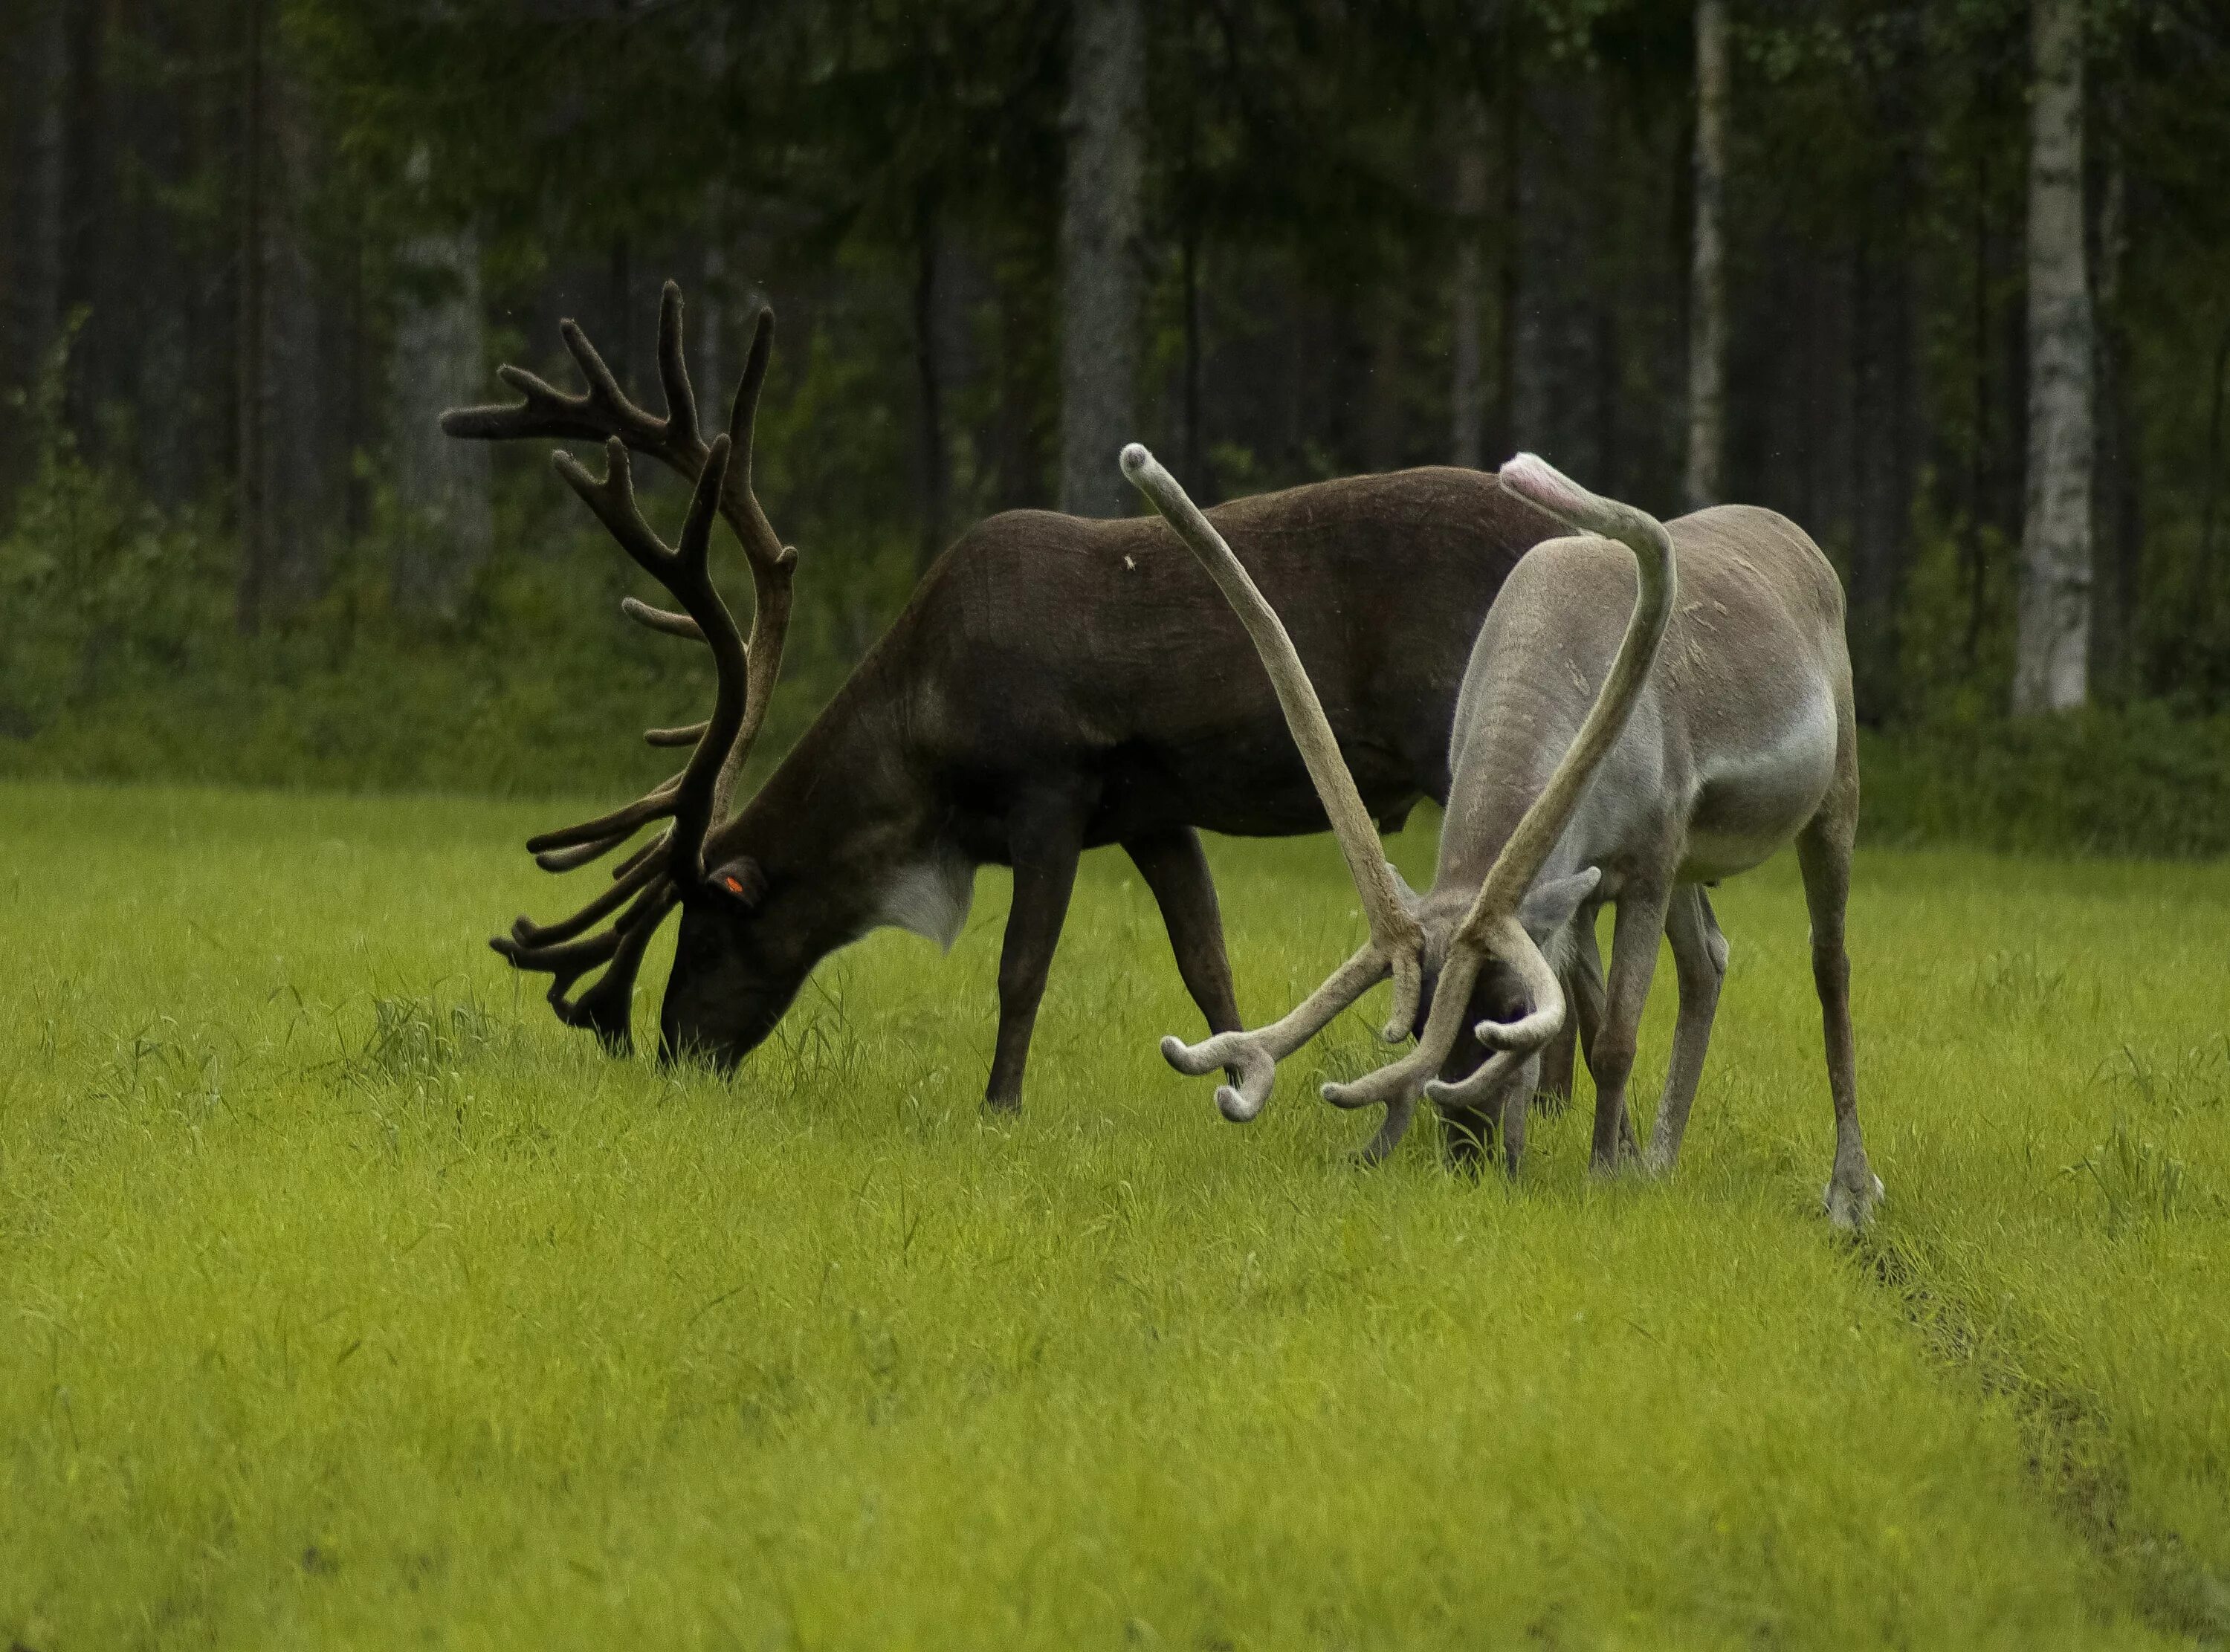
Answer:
4;0;2228;855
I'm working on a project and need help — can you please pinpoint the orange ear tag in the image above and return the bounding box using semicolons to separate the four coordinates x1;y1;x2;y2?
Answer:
724;875;745;894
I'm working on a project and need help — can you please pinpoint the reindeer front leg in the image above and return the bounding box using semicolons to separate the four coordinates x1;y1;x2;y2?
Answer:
1538;914;1609;1108
985;788;1091;1112
1588;888;1672;1175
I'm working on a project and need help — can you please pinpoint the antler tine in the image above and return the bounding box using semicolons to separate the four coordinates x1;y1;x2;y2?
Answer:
552;439;670;575
526;780;681;857
610;833;668;881
442;279;705;479
558;890;677;1044
493;881;679;1049
654;279;703;456
724;308;775;524
1160;947;1390;1121
537;830;641;874
533;823;673;879
496;874;669;972
621;595;706;641
705;308;795;829
1421;942;1567;1111
556;317;673;454
507;845;670;949
1122;444;1425;1042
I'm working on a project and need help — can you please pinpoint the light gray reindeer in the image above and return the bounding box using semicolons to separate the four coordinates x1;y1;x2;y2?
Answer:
1119;444;1882;1228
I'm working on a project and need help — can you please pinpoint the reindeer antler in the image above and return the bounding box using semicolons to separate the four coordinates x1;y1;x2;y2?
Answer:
1415;454;1678;1118
1120;444;1425;1122
1125;445;1676;1162
445;285;797;1049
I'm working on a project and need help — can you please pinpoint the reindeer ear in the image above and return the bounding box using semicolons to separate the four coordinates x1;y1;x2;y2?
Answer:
702;855;766;913
1519;867;1601;937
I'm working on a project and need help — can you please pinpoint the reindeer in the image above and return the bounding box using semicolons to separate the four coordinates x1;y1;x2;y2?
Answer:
442;284;1592;1110
1123;444;1884;1228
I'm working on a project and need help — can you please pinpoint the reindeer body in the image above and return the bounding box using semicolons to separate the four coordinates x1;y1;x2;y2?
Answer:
1442;505;1846;902
668;467;1553;1094
1423;504;1875;1225
452;288;1574;1109
1131;447;1880;1230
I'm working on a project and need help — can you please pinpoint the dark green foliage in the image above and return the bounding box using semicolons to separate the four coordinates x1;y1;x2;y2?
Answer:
6;0;2230;853
1860;706;2230;857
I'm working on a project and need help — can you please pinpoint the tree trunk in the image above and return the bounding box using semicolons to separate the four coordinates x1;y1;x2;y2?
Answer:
1;0;68;490
234;5;334;631
2012;0;2092;715
914;192;950;575
390;155;491;619
1847;38;1919;726
1684;0;1728;510
57;0;114;446
2091;151;2139;696
233;0;270;632
1512;78;1603;485
1492;53;1522;467
993;238;1055;511
1057;0;1144;516
1363;296;1406;474
1849;227;1916;724
1450;97;1490;470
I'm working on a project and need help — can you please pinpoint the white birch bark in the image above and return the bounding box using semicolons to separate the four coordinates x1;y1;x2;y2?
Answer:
391;147;491;619
2012;0;2092;713
1058;0;1145;517
1684;0;1729;511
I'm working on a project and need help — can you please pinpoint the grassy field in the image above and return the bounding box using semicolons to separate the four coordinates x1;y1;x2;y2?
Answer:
4;779;2228;1649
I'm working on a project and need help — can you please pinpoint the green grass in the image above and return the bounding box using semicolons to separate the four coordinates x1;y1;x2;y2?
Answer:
4;780;2228;1648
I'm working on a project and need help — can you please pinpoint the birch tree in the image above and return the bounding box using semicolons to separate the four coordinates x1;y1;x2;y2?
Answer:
390;152;491;618
1684;0;1729;511
1057;0;1144;518
2012;0;2092;713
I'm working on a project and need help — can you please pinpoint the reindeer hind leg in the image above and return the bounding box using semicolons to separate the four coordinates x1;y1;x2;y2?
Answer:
1124;826;1242;1040
1644;885;1728;1174
1796;778;1881;1228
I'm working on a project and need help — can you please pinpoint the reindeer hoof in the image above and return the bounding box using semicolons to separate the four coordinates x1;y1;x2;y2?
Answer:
1823;1172;1885;1231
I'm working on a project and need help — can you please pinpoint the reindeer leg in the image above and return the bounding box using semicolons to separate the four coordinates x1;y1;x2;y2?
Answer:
1539;911;1609;1113
1536;1020;1578;1109
1124;826;1242;1041
1645;886;1728;1175
1587;888;1671;1176
985;789;1090;1113
1798;778;1881;1228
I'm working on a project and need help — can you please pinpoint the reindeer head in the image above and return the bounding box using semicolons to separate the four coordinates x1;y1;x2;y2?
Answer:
1122;445;1675;1162
446;284;806;1067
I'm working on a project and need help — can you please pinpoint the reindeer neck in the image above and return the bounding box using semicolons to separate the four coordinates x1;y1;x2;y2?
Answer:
1432;682;1597;898
708;650;934;903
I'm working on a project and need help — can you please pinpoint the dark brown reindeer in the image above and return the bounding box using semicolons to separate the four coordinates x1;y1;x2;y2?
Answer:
445;282;1585;1109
